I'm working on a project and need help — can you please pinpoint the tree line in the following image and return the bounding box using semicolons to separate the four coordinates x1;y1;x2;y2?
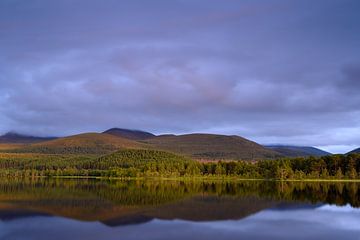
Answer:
0;150;359;180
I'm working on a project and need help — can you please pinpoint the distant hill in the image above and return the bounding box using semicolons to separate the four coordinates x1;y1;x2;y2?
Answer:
348;148;360;154
144;134;282;160
103;128;155;140
265;145;331;157
0;132;56;144
14;133;145;154
5;130;302;160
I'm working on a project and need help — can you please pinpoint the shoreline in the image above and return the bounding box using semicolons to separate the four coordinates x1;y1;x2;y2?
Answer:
14;175;360;182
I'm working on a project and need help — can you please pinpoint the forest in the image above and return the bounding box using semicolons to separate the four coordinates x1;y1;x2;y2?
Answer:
0;150;359;180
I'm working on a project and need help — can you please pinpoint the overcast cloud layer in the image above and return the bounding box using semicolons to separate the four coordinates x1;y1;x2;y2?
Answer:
0;0;359;153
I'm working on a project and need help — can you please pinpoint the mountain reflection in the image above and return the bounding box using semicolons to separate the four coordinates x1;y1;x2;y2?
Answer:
0;179;359;226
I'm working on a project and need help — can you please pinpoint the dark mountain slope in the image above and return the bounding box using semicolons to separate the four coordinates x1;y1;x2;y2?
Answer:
103;128;155;140
13;133;146;154
348;148;360;154
265;145;331;157
0;132;56;144
144;133;282;160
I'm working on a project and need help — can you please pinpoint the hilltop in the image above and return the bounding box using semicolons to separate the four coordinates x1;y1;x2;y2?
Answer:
103;128;155;140
265;145;331;157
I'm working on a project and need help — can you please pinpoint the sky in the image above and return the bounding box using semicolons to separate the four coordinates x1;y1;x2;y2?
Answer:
0;0;359;153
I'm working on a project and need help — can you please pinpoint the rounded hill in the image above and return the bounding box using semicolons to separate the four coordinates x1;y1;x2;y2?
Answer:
103;128;155;140
14;133;146;154
144;133;281;160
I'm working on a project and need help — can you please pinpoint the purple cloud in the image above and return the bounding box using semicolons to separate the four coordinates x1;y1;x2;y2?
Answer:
0;0;360;153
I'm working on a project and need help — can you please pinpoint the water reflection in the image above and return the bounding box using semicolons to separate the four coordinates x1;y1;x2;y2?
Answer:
1;204;360;240
0;179;359;240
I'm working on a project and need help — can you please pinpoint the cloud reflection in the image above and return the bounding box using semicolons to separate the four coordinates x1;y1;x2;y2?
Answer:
0;204;359;240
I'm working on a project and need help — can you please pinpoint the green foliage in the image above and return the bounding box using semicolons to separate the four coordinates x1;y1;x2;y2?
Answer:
91;149;201;177
0;151;359;180
0;153;96;170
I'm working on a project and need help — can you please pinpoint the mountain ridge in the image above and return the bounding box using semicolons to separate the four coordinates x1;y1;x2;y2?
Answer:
103;128;155;140
2;128;339;160
144;133;282;160
264;145;331;157
348;148;360;154
0;132;57;144
12;133;146;154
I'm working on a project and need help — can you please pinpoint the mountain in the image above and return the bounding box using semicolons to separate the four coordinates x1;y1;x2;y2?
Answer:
348;148;360;154
15;133;146;154
144;133;282;160
103;128;155;140
265;145;331;157
0;132;56;144
5;130;292;160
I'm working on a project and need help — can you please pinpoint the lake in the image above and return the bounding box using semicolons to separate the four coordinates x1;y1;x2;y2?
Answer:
0;179;359;240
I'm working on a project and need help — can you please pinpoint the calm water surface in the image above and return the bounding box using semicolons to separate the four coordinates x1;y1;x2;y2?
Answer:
0;179;359;240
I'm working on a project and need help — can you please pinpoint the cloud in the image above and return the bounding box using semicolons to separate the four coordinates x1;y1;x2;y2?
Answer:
0;0;359;153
